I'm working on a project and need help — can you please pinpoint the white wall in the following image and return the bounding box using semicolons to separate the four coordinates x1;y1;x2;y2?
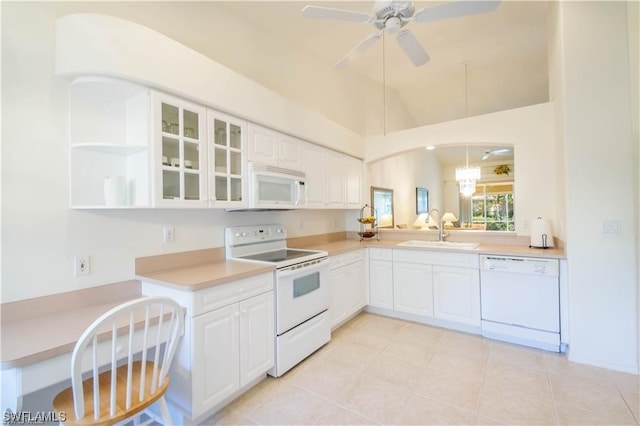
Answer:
45;1;380;139
365;103;556;236
551;1;638;374
630;0;640;372
0;5;357;303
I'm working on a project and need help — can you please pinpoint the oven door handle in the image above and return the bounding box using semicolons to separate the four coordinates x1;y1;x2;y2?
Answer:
277;258;329;277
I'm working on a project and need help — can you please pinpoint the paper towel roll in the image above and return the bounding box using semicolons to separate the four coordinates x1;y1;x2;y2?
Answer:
530;217;554;248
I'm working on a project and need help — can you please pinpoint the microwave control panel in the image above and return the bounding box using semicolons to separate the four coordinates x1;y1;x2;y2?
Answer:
226;225;286;247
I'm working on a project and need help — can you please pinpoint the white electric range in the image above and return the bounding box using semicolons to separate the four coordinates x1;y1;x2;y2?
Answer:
225;225;330;377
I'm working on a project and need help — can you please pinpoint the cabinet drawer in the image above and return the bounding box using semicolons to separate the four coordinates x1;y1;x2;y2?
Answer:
369;248;392;261
393;249;478;268
193;273;274;317
330;249;364;270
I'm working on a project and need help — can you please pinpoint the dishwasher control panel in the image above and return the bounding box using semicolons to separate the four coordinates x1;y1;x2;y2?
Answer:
480;255;559;276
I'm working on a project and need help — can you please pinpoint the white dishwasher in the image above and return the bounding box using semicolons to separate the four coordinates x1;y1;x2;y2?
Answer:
480;255;560;352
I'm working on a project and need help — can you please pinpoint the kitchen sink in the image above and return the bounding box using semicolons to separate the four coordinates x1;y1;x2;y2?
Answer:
396;240;479;250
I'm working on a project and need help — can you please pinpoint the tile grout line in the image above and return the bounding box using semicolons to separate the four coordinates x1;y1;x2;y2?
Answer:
545;358;562;426
617;386;640;425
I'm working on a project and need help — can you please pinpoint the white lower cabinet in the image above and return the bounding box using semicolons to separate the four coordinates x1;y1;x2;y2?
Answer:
192;291;274;417
239;293;276;383
329;267;349;327
433;266;480;326
192;304;239;415
329;250;366;329
368;248;480;331
141;273;274;422
368;248;394;309
393;262;434;317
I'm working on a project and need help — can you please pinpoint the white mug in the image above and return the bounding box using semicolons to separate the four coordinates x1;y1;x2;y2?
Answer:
170;157;180;167
104;176;126;206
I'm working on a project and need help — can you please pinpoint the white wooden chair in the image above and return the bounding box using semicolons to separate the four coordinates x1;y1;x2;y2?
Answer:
52;296;184;426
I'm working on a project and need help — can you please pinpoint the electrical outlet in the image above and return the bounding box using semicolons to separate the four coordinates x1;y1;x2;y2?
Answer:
163;226;175;243
74;256;90;276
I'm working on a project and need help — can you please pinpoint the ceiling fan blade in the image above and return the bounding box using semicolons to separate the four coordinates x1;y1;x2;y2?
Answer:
301;5;373;23
334;31;382;69
396;30;430;67
493;148;510;154
482;153;490;160
413;0;500;24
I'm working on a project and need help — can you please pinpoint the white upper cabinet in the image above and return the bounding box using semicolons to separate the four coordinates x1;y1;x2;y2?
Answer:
302;142;363;209
68;77;151;208
325;150;345;208
152;91;208;207
207;110;247;208
67;76;360;211
303;143;327;208
247;123;303;171
343;155;363;208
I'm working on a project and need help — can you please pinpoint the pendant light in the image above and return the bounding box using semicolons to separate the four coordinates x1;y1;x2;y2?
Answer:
456;146;481;196
455;62;480;196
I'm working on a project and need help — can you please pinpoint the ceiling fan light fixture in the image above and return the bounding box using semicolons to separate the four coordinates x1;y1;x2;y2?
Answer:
385;16;402;33
301;0;500;70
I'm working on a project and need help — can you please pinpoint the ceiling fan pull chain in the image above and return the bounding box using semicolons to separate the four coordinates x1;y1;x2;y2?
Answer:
383;31;387;136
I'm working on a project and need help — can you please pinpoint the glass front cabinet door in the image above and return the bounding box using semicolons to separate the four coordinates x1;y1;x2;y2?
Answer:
207;110;246;208
153;92;207;207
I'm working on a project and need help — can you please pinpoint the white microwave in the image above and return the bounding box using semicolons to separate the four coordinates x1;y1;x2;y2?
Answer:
247;162;307;209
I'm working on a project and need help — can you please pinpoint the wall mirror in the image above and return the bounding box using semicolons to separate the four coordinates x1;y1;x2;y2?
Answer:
370;186;394;228
367;144;514;231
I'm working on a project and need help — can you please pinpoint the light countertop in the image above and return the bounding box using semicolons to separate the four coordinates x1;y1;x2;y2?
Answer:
2;237;563;369
290;238;565;259
135;260;274;292
135;238;564;293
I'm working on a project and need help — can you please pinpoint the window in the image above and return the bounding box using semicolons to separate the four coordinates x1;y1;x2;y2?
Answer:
461;182;514;231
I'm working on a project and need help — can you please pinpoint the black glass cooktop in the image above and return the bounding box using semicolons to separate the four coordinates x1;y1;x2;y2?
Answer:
240;249;316;263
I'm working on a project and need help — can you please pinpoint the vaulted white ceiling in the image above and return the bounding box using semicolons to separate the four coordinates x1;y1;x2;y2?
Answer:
52;1;550;136
220;1;550;131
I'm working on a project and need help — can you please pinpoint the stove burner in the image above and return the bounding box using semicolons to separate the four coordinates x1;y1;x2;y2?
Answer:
240;249;315;263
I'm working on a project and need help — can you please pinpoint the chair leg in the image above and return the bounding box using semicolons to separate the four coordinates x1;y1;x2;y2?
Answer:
157;396;173;426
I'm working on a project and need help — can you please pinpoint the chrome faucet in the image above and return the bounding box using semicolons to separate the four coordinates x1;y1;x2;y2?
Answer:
428;208;447;241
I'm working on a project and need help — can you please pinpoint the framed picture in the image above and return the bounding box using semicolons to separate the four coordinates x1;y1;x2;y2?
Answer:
370;186;394;228
416;187;429;214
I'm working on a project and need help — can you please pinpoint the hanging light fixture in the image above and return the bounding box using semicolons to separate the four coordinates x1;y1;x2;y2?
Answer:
455;62;480;197
456;146;481;196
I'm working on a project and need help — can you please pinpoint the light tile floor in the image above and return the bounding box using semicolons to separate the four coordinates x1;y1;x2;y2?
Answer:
208;313;639;425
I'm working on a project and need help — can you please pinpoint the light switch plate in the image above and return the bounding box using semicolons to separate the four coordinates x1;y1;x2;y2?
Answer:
602;220;621;233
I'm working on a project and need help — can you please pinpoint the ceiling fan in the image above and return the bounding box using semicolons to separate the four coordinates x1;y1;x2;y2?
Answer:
482;148;510;160
301;0;500;69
